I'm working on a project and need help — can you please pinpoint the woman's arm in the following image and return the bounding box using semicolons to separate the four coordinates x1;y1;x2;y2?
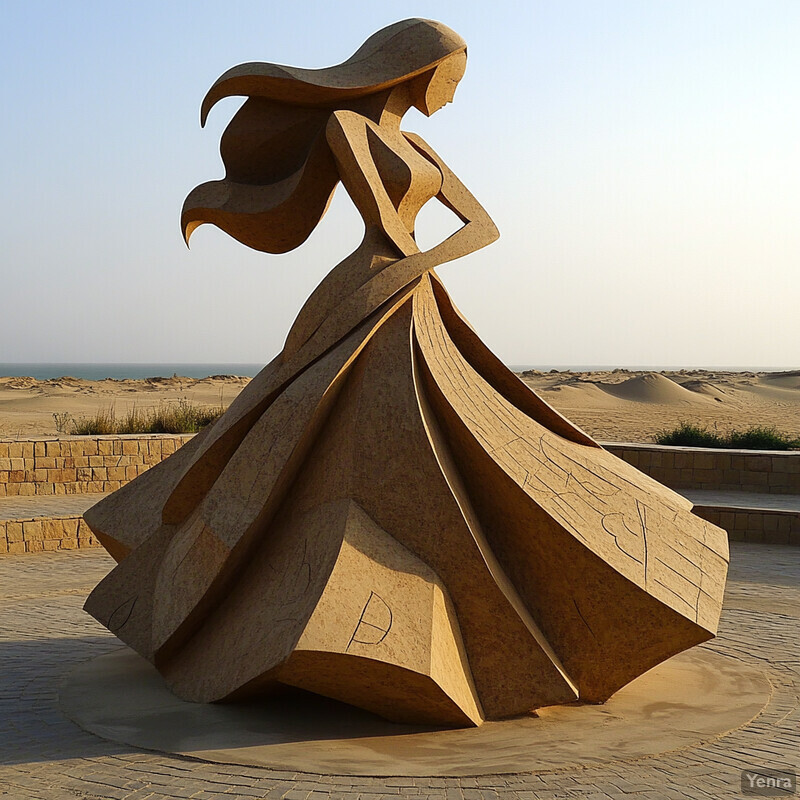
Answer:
404;131;499;267
326;112;498;271
283;116;499;363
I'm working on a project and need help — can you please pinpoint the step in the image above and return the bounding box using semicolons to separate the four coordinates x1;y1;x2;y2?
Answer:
682;490;800;513
0;493;108;521
3;485;798;554
681;489;800;546
0;493;107;554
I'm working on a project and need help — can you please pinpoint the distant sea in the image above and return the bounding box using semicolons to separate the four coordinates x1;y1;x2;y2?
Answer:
508;365;796;373
0;363;264;381
0;363;794;381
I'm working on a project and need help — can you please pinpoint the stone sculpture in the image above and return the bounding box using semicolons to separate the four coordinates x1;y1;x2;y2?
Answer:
84;19;729;728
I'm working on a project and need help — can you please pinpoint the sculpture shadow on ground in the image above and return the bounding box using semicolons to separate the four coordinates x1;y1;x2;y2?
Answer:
57;644;771;778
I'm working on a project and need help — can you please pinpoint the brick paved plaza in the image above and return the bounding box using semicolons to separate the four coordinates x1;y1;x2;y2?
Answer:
1;544;798;799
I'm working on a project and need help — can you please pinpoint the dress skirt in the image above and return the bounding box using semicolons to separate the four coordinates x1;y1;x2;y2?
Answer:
84;270;728;727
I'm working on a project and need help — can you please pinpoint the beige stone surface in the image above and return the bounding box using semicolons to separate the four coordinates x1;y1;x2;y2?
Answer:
606;442;800;495
60;645;769;777
84;18;728;727
0;434;194;500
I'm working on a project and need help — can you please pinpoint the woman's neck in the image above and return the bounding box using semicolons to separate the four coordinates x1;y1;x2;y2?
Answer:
344;85;413;130
379;85;413;130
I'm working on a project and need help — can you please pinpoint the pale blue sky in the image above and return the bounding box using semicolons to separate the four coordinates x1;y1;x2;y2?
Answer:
1;1;798;367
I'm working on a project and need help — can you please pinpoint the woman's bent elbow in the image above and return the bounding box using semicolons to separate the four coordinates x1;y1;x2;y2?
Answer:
478;217;500;248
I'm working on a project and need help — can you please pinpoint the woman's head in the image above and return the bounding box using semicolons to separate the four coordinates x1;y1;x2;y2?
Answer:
199;19;467;123
183;19;467;254
408;51;468;116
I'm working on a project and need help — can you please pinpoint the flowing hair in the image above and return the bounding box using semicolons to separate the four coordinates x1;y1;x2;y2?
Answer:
182;18;466;253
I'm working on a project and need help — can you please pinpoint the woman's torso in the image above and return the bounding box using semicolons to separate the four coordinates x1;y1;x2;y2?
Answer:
282;115;443;360
365;122;443;231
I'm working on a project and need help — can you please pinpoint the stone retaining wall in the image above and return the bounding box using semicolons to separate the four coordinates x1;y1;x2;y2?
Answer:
0;435;194;496
5;436;796;498
603;442;800;494
3;436;798;553
692;506;800;547
0;516;98;555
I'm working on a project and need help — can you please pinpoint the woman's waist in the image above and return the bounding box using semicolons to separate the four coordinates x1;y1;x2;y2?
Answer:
282;234;426;362
358;224;413;259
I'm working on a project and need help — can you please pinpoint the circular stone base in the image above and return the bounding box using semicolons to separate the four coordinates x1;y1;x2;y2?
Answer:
60;647;770;777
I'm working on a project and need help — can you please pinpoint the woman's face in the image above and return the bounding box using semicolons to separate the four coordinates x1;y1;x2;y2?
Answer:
415;51;467;116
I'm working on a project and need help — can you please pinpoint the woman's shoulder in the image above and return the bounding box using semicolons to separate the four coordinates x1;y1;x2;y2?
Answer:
401;131;444;169
326;111;407;162
325;111;381;164
326;112;438;162
326;109;373;136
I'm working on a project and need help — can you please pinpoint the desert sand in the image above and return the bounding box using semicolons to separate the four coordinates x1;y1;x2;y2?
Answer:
0;369;798;443
0;375;249;438
519;369;800;443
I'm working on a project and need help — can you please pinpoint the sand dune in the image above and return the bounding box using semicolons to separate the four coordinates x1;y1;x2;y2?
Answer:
536;381;622;409
760;370;800;390
597;373;707;405
1;369;798;444
676;379;728;400
519;369;800;442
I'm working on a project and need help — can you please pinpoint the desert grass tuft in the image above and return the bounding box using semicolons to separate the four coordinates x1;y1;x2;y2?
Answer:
54;399;225;436
654;422;724;448
654;422;799;450
726;426;800;451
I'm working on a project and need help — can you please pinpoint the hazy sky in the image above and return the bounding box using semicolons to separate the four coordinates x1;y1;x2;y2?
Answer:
1;1;798;367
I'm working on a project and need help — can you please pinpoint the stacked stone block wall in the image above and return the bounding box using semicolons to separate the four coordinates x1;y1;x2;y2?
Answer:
4;437;799;553
0;435;194;554
0;516;98;555
0;435;194;497
603;443;800;495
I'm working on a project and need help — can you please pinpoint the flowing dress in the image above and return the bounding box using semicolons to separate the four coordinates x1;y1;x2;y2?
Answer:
84;118;728;728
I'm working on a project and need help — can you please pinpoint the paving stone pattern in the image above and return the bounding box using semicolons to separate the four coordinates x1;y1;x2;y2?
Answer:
0;545;798;799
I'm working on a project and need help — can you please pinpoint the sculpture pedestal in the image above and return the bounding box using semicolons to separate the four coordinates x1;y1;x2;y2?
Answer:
60;646;769;777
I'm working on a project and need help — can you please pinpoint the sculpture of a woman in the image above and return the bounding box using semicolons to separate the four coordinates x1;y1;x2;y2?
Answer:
85;19;728;728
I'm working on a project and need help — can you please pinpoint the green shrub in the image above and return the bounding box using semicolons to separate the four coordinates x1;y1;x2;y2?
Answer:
654;422;799;450
654;423;724;448
55;399;225;436
727;426;800;451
